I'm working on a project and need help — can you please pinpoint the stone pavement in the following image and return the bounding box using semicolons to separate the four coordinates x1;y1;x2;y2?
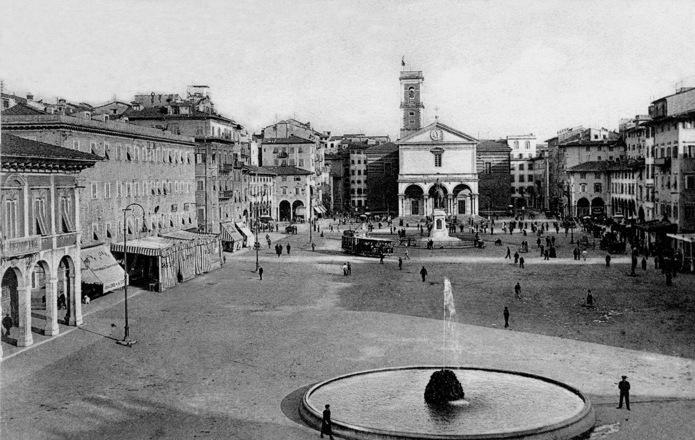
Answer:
1;228;693;439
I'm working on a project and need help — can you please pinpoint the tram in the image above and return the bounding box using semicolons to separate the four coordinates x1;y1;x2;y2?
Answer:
341;230;394;257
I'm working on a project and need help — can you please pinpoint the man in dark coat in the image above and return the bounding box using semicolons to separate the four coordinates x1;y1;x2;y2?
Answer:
503;307;510;328
398;257;403;270
2;314;13;336
258;267;263;281
286;243;291;255
505;247;511;259
519;256;525;268
321;404;335;439
641;256;647;271
605;254;611;267
513;251;519;265
420;266;428;282
514;282;521;299
617;376;631;410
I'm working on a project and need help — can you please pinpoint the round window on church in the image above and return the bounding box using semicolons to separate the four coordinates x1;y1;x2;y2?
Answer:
408;87;415;99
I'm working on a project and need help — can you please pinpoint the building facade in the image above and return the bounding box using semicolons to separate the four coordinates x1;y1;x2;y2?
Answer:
1;134;99;354
365;142;399;215
476;140;512;214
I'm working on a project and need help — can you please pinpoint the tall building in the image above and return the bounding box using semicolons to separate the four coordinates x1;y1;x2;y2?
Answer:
348;144;368;211
1;134;99;353
399;70;424;139
476;140;512;214
121;86;248;232
365;142;399;215
507;134;537;209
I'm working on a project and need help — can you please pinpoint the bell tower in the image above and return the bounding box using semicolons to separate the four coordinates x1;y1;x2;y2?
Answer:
399;69;425;139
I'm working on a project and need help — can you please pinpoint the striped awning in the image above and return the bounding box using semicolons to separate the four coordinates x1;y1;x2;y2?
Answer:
220;222;243;242
235;222;254;240
110;236;178;257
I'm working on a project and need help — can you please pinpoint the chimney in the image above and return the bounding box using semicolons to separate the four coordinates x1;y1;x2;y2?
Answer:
26;93;34;101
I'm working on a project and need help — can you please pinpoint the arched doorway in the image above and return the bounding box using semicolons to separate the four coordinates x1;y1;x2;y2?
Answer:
1;267;21;343
452;184;472;215
576;197;590;217
58;256;76;326
279;200;291;222
638;206;645;222
292;200;305;221
31;260;55;335
591;197;605;217
428;184;449;211
404;185;424;216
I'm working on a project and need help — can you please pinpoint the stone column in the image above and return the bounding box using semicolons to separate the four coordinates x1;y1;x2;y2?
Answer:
398;195;405;217
423;196;429;216
44;277;59;336
447;195;454;215
70;272;82;326
17;283;33;347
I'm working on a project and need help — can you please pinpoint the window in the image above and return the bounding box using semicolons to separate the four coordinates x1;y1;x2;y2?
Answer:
525;141;530;150
586;146;591;152
513;141;519;149
299;159;304;167
197;180;204;191
594;172;601;179
91;182;98;199
519;175;525;182
518;164;524;171
527;163;534;170
484;162;491;174
104;182;111;198
580;183;587;192
594;183;602;193
92;223;100;241
34;198;48;235
295;187;300;195
434;152;442;167
579;172;586;179
4;199;18;238
116;181;122;198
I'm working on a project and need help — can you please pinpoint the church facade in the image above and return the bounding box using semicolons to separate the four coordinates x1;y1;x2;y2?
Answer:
397;69;479;218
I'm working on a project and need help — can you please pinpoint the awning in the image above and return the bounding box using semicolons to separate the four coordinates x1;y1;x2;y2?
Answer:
667;233;695;243
220;222;243;242
159;230;218;243
295;206;306;216
110;236;178;257
81;245;126;292
313;206;322;214
235;222;254;240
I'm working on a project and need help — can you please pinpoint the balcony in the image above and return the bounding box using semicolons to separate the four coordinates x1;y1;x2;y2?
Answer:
653;157;671;169
1;235;41;258
219;190;234;199
56;233;77;248
219;163;236;174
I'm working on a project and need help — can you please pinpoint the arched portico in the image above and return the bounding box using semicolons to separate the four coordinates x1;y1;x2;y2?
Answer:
591;197;605;217
452;184;473;215
58;255;80;327
292;200;305;221
31;260;60;336
401;184;424;216
279;200;292;221
576;197;590;217
1;265;33;347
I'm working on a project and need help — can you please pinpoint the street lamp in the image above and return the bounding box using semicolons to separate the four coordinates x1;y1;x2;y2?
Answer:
117;202;147;347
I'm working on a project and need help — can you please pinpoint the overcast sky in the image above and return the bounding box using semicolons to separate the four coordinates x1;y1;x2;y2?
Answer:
2;0;695;141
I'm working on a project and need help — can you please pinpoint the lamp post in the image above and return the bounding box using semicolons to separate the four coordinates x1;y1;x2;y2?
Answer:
117;202;147;347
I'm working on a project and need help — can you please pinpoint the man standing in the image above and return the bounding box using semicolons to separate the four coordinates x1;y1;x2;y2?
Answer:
258;266;264;281
605;254;611;267
617;376;631;410
286;243;291;255
503;307;510;328
505;247;511;259
514;282;521;299
398;257;403;270
321;404;335;439
513;251;519;265
379;253;385;264
641;256;647;271
519;256;525;268
420;266;428;282
312;242;316;252
2;314;13;336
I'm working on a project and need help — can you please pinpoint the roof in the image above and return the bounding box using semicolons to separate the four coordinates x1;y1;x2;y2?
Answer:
242;165;277;176
398;121;478;143
124;106;237;125
1;133;102;163
262;135;315;144
365;142;398;155
477;139;511;152
1;103;47;115
567;159;644;173
262;165;312;176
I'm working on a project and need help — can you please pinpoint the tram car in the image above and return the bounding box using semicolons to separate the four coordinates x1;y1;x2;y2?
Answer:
341;230;394;257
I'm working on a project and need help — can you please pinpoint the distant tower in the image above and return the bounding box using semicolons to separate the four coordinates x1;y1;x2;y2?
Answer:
399;69;424;139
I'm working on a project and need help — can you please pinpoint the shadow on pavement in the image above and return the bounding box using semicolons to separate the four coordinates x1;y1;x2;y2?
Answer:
39;394;313;440
77;326;120;342
281;383;316;428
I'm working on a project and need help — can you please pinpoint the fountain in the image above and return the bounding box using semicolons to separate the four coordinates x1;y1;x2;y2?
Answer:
300;279;595;439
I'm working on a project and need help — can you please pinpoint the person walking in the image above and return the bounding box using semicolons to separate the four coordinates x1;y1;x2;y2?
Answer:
641;256;647;271
631;254;637;276
404;249;410;260
503;307;510;328
398;257;403;270
586;289;594;306
513;251;519;265
312;242;316;252
519;256;525;268
617;376;631;410
321;404;335;439
2;314;12;336
420;266;428;282
379;253;385;264
505;247;511;259
258;266;264;281
342;263;348;276
347;262;352;275
605;254;611;267
514;282;521;299
544;249;549;261
286;243;291;255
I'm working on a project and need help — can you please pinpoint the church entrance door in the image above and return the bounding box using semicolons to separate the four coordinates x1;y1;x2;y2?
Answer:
458;200;466;214
411;200;419;215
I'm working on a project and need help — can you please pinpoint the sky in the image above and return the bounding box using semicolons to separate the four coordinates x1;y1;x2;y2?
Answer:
2;0;695;141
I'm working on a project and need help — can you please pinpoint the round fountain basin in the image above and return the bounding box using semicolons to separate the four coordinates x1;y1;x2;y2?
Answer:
300;366;595;440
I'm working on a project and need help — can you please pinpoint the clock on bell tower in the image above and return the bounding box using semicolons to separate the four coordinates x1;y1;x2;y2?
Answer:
399;68;424;140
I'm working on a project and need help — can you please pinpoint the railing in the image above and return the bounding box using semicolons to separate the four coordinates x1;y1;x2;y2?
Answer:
1;235;41;258
219;163;236;173
41;236;54;251
219;190;234;199
55;233;77;248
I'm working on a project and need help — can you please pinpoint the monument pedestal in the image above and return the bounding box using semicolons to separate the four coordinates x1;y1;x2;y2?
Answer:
422;209;461;243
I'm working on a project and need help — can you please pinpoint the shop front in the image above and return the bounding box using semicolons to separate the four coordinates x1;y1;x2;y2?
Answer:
220;222;244;252
80;245;126;300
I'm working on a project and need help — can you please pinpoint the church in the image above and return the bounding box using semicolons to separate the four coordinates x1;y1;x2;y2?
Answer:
397;68;479;218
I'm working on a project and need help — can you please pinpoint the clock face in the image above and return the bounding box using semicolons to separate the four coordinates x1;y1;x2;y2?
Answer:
430;129;442;141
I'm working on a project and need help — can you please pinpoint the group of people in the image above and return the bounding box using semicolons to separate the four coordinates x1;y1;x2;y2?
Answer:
274;242;291;257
